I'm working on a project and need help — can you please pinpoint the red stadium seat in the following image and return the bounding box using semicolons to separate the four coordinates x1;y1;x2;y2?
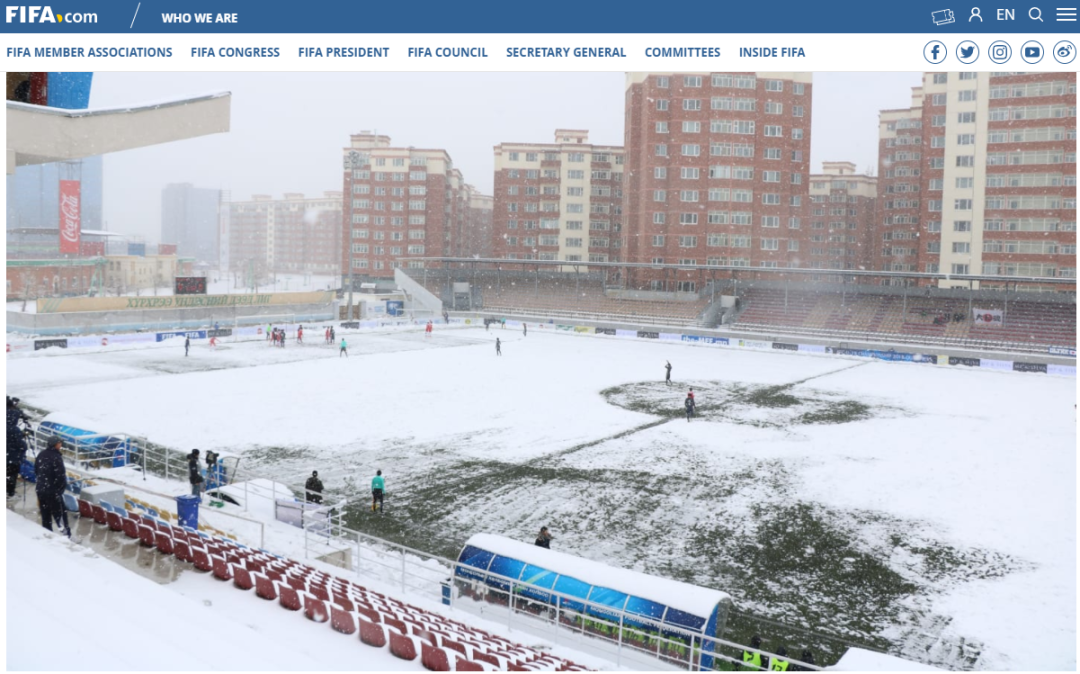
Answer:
278;584;302;611
330;606;356;635
232;565;255;590
121;516;139;539
332;594;354;612
359;617;388;648
442;639;468;658
91;504;107;525
173;540;192;563
304;595;330;623
105;511;124;532
422;643;455;671
77;499;94;519
309;584;330;602
212;555;232;581
138;524;156;548
254;573;278;600
191;547;213;572
389;629;419;661
154;531;174;555
456;660;486;672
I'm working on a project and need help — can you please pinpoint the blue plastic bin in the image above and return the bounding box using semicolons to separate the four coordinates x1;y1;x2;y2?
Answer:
175;494;200;530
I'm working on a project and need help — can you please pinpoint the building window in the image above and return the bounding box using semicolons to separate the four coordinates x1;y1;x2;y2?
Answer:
652;235;665;247
765;102;783;114
681;167;700;179
656;99;669;111
656;76;669;88
655;144;668;157
761;238;779;250
954;220;971;232
682;121;701;133
684;75;702;87
656;121;669;133
654;167;667;179
681;144;701;156
653;212;666;224
764;125;783;137
680;213;699;225
951;263;969;274
765;80;783;92
683;99;702;111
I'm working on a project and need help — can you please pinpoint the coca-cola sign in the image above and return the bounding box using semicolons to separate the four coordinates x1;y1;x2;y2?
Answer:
59;180;81;254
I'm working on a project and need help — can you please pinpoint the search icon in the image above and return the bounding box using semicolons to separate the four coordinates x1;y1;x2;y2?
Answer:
1029;6;1043;20
970;7;983;21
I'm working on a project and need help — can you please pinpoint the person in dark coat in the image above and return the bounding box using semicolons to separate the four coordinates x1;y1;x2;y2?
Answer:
7;397;29;497
789;649;816;672
184;335;190;357
685;394;695;421
495;338;502;356
535;526;553;549
34;436;69;536
305;470;324;504
188;449;203;498
665;361;672;385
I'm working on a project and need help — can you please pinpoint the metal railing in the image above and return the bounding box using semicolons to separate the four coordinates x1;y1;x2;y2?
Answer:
300;519;821;672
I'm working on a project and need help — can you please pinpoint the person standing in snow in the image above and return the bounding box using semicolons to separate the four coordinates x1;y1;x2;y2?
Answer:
371;470;385;512
495;337;502;356
534;526;552;549
297;325;304;344
738;635;768;671
305;470;324;504
188;449;203;499
789;649;815;672
325;327;331;345
339;337;348;357
330;327;335;343
267;324;272;342
425;321;433;338
685;394;695;421
769;646;790;671
184;335;190;357
7;397;29;498
665;361;672;385
34;436;69;536
523;323;528;337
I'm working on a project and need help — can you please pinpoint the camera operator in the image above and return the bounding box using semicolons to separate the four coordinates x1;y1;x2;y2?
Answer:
7;397;31;498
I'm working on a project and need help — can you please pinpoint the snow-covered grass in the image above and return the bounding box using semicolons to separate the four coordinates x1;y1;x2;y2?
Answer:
6;326;1075;670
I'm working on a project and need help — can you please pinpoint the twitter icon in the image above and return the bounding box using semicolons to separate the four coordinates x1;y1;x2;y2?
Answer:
957;40;979;64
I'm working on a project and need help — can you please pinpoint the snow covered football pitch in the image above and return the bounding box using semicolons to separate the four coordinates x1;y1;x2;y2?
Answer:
7;326;1076;669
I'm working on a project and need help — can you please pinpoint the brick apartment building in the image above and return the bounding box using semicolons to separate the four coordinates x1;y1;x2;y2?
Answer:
808;161;877;272
227;192;342;276
341;133;489;283
876;72;1077;288
492;130;625;267
464;190;494;259
623;72;814;290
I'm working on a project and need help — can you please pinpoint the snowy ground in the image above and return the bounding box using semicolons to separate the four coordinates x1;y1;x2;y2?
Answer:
6;326;1076;670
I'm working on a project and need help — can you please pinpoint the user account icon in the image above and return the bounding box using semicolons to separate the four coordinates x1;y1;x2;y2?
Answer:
932;9;956;24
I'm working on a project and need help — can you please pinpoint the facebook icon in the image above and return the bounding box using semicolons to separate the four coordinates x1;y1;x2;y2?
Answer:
924;40;947;63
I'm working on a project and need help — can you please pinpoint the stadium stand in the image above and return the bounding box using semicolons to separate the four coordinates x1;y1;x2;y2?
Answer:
73;497;592;671
730;285;1076;353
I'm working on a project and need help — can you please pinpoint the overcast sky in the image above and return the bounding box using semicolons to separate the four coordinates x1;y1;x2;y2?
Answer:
89;72;922;243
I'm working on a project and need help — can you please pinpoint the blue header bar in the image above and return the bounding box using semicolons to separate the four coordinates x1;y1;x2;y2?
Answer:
1;0;1076;33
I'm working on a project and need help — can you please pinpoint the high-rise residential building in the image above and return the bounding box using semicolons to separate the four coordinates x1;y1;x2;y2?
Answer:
464;188;494;259
809;161;877;272
876;88;926;281
624;72;813;290
341;133;473;282
492;130;624;265
877;72;1077;288
226;192;342;276
161;183;222;266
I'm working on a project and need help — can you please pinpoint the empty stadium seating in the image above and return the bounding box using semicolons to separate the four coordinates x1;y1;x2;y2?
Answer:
77;506;593;671
732;287;1076;352
420;273;711;326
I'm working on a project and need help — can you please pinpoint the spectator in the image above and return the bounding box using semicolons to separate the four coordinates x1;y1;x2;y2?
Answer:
738;635;768;671
665;361;672;386
7;397;29;498
188;449;203;499
535;526;553;549
496;338;502;356
790;649;816;672
770;646;789;671
371;470;385;512
305;470;324;504
34;436;69;537
685;394;695;422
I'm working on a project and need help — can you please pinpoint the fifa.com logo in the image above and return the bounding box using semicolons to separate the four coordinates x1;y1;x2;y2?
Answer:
6;6;98;23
